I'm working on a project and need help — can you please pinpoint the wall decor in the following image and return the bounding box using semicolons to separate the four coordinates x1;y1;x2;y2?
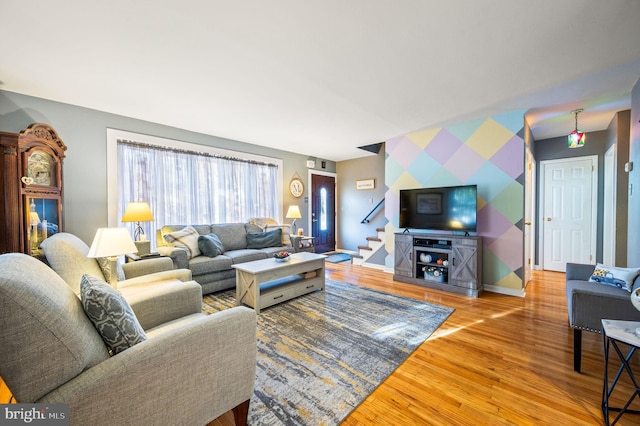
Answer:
356;178;375;190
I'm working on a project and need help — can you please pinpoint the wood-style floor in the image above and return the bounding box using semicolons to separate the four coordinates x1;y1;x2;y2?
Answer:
210;262;640;425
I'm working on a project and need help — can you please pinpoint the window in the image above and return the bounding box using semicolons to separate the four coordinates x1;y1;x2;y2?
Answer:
111;131;281;247
320;187;327;231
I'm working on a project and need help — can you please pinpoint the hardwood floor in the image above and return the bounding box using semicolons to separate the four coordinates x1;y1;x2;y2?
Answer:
210;263;640;425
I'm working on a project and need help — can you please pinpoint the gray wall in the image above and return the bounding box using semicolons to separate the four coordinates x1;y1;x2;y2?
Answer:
629;77;640;266
0;90;335;245
336;145;386;261
607;110;631;265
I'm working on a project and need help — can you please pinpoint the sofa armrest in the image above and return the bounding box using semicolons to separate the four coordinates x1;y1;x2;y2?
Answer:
119;279;202;330
290;235;302;252
156;246;189;269
39;308;257;425
566;263;596;281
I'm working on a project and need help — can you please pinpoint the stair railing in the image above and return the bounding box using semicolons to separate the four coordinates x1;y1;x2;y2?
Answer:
361;198;385;224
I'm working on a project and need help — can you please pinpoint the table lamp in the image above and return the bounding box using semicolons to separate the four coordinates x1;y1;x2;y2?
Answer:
286;205;302;234
121;202;155;254
87;227;138;289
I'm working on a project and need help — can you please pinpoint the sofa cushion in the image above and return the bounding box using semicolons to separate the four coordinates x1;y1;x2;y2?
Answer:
188;255;233;275
211;223;248;251
588;264;640;292
0;253;109;402
246;228;282;249
225;249;269;264
40;232;107;295
264;224;292;246
80;274;147;355
198;233;225;257
163;226;201;259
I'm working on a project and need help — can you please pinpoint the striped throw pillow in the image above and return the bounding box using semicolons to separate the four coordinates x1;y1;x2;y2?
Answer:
163;226;201;259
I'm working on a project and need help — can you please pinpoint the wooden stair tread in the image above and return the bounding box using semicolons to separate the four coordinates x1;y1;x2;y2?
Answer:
366;237;382;242
357;245;373;251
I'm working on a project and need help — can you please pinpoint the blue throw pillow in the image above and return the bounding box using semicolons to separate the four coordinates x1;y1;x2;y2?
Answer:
246;228;282;249
198;233;225;257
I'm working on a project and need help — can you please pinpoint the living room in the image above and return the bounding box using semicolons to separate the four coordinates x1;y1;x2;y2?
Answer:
2;1;640;425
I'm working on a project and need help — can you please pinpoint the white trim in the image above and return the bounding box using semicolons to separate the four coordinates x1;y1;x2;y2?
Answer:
483;284;526;297
106;128;284;226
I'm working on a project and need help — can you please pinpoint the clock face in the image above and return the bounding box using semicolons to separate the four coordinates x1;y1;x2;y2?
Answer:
27;151;55;186
289;178;304;198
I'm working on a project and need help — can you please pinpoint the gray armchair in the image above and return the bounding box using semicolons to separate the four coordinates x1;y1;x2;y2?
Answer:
41;232;201;330
566;262;640;372
0;253;257;425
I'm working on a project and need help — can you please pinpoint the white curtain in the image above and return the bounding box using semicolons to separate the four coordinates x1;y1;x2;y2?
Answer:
117;140;279;247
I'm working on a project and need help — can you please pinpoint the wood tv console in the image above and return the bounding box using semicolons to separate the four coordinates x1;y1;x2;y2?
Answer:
393;232;483;297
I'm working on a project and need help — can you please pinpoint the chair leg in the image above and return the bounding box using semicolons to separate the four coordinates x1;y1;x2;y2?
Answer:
573;328;582;373
232;399;250;426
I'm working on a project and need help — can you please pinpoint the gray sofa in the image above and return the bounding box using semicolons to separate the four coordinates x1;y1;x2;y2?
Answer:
565;262;640;372
157;222;301;295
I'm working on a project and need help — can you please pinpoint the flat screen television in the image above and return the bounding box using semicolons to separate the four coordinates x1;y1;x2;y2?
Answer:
399;185;477;233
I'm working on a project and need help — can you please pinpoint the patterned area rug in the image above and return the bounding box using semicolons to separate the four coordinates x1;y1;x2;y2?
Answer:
202;279;454;425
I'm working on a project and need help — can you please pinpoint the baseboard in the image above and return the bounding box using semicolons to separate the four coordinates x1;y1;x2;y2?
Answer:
360;262;387;272
483;284;526;298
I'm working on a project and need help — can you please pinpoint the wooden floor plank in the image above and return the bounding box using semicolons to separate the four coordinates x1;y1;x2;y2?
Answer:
207;263;640;425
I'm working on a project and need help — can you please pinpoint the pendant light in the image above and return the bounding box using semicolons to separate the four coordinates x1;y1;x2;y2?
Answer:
568;108;585;148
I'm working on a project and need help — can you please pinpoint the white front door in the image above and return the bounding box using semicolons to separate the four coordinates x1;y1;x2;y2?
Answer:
541;156;597;272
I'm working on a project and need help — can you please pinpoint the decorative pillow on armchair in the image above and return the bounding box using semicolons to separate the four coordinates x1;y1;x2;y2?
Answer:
588;264;640;292
162;225;201;259
80;274;147;355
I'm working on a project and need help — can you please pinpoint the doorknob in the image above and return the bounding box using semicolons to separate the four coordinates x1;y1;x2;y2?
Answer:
524;221;531;225
546;217;551;222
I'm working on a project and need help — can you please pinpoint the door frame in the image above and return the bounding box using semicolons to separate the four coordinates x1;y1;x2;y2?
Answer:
538;155;598;271
307;169;337;248
603;144;617;266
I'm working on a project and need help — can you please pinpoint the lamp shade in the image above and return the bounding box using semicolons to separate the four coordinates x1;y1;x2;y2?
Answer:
121;202;155;222
286;205;302;219
87;227;138;258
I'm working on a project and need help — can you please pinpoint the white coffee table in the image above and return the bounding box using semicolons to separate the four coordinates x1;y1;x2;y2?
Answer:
233;252;326;313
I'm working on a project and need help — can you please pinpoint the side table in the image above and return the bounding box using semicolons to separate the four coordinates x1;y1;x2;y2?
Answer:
297;236;316;253
602;319;640;425
125;252;163;263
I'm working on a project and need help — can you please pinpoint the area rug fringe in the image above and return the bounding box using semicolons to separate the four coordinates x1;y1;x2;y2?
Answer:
203;279;454;425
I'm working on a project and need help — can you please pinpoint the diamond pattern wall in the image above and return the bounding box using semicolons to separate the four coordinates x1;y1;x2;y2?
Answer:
385;110;526;291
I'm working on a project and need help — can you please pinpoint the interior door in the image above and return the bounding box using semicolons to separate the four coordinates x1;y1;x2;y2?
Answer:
541;156;597;272
311;173;335;253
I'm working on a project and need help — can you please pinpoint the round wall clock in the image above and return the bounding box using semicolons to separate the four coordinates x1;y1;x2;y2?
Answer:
289;178;304;198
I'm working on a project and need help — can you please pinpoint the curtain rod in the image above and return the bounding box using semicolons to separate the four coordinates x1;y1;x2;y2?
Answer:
117;139;279;168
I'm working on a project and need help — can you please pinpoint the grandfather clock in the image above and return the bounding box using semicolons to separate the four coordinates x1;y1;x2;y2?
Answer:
0;123;67;257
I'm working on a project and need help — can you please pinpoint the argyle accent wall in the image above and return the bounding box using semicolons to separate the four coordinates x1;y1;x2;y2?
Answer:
385;110;526;291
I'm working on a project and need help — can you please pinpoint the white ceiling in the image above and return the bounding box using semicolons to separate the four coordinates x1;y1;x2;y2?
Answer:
2;1;640;161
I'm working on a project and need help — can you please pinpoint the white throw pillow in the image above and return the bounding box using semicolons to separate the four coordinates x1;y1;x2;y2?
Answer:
588;264;640;292
162;226;201;259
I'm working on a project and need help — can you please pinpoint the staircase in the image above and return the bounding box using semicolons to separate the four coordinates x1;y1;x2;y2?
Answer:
352;227;385;266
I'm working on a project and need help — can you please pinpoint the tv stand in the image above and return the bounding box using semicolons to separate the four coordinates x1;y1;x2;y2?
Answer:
393;232;483;297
